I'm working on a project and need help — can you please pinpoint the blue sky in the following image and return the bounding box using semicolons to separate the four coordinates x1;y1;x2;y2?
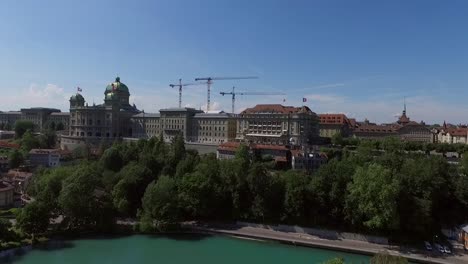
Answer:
0;0;467;123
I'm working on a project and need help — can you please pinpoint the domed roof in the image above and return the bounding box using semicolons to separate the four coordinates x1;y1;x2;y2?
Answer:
70;93;84;101
105;77;129;94
105;92;116;100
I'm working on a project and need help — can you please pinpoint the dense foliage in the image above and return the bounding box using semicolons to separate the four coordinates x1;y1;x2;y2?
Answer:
19;133;468;241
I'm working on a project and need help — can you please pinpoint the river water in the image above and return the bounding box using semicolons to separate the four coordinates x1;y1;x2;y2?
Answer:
6;234;370;264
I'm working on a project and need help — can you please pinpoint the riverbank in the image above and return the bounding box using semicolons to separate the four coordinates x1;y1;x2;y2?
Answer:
185;223;468;264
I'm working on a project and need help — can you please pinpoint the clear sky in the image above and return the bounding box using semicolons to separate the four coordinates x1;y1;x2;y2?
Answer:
0;0;467;124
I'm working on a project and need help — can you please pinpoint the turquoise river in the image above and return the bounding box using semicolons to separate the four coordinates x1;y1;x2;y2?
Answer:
5;234;371;264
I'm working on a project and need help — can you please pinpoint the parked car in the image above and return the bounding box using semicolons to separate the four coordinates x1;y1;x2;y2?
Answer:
444;246;452;254
434;243;444;253
424;241;432;251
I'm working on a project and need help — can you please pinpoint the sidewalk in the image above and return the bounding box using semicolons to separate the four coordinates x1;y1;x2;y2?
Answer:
186;223;468;264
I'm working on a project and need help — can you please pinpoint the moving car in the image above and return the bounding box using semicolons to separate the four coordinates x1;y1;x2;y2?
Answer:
434;243;444;253
443;245;452;254
424;241;432;251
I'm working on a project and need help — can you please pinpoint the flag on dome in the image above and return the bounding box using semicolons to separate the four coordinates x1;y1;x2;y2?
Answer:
77;87;82;92
302;97;307;102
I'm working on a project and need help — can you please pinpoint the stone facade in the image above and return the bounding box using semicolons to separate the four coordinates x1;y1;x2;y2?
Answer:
61;77;140;150
0;108;69;131
436;124;468;144
236;104;319;146
0;181;14;208
191;112;237;144
352;107;434;143
319;114;352;138
29;149;61;167
131;110;237;144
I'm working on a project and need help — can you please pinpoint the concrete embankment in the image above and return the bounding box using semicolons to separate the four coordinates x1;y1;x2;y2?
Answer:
187;224;467;264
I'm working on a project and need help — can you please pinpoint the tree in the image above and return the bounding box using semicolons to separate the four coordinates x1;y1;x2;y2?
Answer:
460;152;468;176
141;176;180;225
0;218;14;241
16;201;50;235
370;253;408;264
331;132;344;146
38;129;57;148
100;147;124;171
346;163;400;231
282;170;311;224
58;165;103;229
311;158;356;226
9;149;24;168
14;120;34;138
21;130;40;151
112;162;153;216
56;122;65;131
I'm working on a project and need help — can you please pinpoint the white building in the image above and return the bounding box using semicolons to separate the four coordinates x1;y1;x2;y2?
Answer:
29;149;61;167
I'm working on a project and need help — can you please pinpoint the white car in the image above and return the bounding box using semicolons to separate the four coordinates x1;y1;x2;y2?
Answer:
434;243;444;253
424;241;432;251
444;246;452;254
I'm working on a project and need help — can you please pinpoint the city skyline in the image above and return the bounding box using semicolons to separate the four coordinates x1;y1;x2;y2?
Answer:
1;0;468;123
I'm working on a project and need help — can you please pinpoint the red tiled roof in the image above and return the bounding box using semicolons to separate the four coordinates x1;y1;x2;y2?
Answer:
447;128;468;137
0;141;20;149
319;113;350;125
252;144;289;151
29;149;59;154
241;104;313;115
354;125;398;133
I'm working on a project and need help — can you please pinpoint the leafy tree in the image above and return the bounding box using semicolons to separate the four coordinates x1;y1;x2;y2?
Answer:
100;147;124;171
331;132;344;146
56;122;65;131
21;130;40;151
16;201;50;235
311;158;355;226
112;162;153;216
178;157;225;219
14;120;34;138
38;129;57;148
141;176;180;224
58;165;107;230
9;149;24;168
0;218;14;241
47;121;56;131
370;253;408;264
282;170;310;224
460;152;468;176
346;163;400;231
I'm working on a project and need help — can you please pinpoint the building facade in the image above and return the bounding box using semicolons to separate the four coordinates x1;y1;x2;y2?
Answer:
318;114;352;138
191;112;237;144
0;108;69;131
131;110;237;144
0;181;14;208
352;107;434;143
236;104;319;146
436;124;468;144
291;150;328;172
61;77;140;150
29;149;61;167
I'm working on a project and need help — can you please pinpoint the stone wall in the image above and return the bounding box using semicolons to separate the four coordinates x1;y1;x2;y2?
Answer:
236;221;388;245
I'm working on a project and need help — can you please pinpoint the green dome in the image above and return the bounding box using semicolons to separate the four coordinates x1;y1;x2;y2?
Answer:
70;93;84;101
105;77;129;94
105;92;116;100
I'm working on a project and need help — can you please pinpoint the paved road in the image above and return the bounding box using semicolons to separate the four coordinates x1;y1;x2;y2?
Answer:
187;223;468;264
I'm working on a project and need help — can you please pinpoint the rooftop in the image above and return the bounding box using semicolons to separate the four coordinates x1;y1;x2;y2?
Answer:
0;181;13;192
29;149;60;155
241;104;314;115
133;112;160;118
